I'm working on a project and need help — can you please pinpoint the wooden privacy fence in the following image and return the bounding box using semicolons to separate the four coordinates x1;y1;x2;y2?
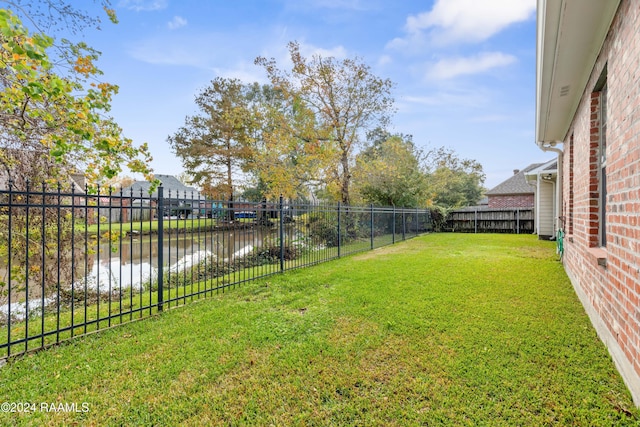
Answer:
446;208;534;234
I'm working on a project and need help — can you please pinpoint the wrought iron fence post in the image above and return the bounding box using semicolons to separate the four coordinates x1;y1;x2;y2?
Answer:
370;204;374;250
6;180;12;358
279;195;285;272
337;202;341;258
516;209;520;234
416;207;419;236
56;183;62;339
392;206;396;244
39;182;45;349
402;208;406;240
157;185;164;312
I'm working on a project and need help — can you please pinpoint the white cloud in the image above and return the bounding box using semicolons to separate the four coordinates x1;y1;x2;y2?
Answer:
127;36;204;67
126;30;288;81
298;42;348;60
385;37;409;51
168;16;187;30
406;0;535;44
398;87;491;109
377;54;392;67
118;0;168;12
212;64;269;85
427;52;516;80
387;0;535;52
397;91;488;111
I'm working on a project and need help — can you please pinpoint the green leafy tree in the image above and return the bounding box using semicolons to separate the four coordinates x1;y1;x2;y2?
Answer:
247;83;330;200
425;147;485;208
255;41;395;205
167;77;257;201
353;130;427;207
0;2;154;310
0;5;153;187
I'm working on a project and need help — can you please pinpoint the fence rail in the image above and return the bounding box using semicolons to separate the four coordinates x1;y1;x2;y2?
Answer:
0;182;431;360
446;208;534;234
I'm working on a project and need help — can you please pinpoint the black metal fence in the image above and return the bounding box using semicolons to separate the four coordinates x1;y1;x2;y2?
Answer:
446;208;534;234
0;182;431;360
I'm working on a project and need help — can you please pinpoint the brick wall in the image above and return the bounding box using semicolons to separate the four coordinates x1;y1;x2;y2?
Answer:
562;0;640;400
487;194;534;209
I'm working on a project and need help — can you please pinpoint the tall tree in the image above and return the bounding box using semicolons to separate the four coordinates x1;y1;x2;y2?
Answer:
255;41;395;205
0;1;153;308
1;0;117;35
167;77;256;201
248;83;331;200
353;131;427;207
425;147;485;208
0;3;153;188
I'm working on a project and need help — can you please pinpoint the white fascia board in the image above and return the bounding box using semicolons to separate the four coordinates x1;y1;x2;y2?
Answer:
535;0;621;147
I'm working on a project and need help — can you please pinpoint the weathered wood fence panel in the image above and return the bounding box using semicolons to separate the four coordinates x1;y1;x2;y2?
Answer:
446;208;534;234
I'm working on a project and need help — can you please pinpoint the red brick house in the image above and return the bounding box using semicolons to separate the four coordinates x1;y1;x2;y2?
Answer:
485;164;540;209
537;0;640;405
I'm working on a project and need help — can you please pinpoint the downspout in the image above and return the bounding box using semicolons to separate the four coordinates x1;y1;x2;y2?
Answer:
535;169;541;235
539;141;564;233
551;179;557;232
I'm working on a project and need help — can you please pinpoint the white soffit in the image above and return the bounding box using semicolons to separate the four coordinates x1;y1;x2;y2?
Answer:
536;0;621;145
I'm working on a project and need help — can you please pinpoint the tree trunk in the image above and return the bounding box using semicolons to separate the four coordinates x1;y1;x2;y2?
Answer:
226;152;235;221
340;151;350;206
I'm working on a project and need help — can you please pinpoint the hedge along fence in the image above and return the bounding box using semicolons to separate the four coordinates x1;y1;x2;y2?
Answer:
0;181;432;361
446;208;534;234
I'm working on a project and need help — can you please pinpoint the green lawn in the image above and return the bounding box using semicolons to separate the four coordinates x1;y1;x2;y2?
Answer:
85;217;225;236
0;233;638;426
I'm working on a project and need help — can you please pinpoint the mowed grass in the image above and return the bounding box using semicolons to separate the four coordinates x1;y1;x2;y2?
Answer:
0;233;638;426
85;217;222;235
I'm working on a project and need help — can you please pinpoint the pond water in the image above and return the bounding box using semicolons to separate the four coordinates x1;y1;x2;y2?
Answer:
1;228;278;322
85;228;275;289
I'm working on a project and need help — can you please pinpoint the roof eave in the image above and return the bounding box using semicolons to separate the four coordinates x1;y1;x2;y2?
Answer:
523;159;558;177
536;0;621;148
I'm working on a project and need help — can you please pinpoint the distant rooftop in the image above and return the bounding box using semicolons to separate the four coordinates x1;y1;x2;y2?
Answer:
525;159;558;176
120;174;204;200
486;164;542;196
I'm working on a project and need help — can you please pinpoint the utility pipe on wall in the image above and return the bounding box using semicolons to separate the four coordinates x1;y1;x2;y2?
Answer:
536;170;541;235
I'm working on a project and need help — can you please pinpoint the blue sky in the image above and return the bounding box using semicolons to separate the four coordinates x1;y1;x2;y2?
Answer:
74;0;548;189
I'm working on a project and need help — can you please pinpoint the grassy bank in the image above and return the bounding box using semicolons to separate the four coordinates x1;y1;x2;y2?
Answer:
0;233;637;426
85;217;231;236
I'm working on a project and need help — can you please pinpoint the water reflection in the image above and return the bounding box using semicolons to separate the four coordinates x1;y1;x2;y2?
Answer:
1;228;277;321
85;228;274;290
